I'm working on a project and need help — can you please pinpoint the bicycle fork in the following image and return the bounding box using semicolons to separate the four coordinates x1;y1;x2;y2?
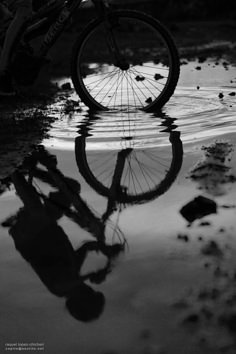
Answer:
102;148;133;223
94;0;130;71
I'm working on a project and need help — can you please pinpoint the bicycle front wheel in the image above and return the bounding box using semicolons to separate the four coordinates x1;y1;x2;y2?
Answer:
71;10;179;112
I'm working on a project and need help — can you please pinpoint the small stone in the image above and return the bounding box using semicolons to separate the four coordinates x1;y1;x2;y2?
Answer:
199;221;211;227
154;73;164;81
198;56;206;63
177;234;189;242
219;92;224;99
145;97;153;104
180;196;217;223
135;75;145;82
61;82;72;90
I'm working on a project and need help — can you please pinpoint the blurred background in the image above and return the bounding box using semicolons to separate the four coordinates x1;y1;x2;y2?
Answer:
81;0;236;20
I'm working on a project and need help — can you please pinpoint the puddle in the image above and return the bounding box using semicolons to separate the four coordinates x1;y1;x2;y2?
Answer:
0;60;236;354
47;59;236;150
43;84;236;151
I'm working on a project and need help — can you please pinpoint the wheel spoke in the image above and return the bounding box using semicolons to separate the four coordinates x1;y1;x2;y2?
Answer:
74;12;179;110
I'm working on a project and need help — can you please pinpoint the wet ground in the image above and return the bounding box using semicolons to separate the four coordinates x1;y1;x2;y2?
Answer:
0;53;236;354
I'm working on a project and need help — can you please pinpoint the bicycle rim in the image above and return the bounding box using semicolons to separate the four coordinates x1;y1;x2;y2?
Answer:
75;128;183;204
71;11;179;112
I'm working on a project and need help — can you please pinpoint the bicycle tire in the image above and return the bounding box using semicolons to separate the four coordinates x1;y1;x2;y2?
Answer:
75;131;183;204
71;10;180;112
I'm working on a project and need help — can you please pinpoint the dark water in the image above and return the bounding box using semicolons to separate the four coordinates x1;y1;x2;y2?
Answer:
0;61;236;354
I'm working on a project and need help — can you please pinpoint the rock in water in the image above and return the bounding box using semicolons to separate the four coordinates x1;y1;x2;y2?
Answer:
180;195;217;223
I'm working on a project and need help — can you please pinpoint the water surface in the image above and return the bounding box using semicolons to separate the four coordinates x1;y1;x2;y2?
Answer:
0;61;236;354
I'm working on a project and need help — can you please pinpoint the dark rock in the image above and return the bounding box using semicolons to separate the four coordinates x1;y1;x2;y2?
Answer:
135;75;145;81
198;56;206;63
199;221;211;227
177;234;189;242
219;92;224;99
154;73;164;81
145;97;152;104
180;196;217;223
61;82;72;90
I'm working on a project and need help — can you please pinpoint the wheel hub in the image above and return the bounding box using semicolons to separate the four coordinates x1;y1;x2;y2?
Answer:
118;60;130;71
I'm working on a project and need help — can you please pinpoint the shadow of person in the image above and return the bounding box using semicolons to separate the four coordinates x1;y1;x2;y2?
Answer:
3;148;124;322
9;171;105;322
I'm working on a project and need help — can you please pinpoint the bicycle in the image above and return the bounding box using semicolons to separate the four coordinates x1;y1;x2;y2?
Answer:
2;0;180;111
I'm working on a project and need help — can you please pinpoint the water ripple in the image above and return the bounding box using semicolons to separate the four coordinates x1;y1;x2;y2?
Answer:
43;86;236;150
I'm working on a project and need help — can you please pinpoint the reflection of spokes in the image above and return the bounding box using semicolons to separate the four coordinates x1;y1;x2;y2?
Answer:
75;117;183;204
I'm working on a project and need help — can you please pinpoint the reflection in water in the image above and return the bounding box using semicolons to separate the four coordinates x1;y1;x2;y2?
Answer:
188;141;235;196
1;109;183;324
1;147;124;322
75;111;183;204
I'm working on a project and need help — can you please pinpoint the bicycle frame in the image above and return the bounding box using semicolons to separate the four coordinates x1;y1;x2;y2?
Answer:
23;0;111;57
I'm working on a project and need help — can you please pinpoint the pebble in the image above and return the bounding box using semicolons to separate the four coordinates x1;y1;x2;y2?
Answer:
61;82;72;90
219;92;224;99
177;234;189;242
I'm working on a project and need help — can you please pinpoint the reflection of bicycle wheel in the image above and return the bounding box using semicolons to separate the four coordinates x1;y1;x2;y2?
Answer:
75;129;183;204
71;10;179;112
